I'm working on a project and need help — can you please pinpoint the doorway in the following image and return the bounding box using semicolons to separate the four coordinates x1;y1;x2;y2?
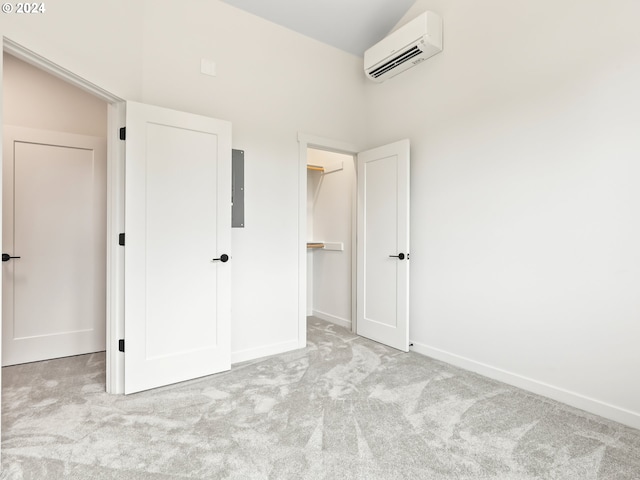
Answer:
1;39;126;395
305;148;357;330
2;53;108;366
297;134;359;344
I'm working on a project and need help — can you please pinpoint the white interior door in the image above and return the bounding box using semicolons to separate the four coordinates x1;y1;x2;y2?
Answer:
2;126;107;366
356;139;410;352
124;102;231;394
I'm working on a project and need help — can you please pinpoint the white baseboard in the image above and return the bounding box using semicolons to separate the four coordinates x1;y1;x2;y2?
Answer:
411;342;640;431
231;340;300;364
312;310;351;329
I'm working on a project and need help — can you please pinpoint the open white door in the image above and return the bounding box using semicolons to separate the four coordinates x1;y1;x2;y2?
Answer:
356;139;410;352
124;102;232;394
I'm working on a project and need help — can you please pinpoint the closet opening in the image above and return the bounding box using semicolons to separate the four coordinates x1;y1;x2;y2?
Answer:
305;147;357;332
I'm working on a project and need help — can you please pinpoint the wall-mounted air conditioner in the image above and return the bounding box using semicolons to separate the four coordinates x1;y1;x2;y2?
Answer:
364;11;443;83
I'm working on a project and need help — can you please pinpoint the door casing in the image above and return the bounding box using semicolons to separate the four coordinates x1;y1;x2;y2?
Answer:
1;38;126;394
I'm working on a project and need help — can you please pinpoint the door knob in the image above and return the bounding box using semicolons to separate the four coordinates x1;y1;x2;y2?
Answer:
212;254;229;263
2;253;21;262
389;253;405;260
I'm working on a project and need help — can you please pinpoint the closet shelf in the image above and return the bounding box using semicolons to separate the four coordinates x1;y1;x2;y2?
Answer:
306;242;344;251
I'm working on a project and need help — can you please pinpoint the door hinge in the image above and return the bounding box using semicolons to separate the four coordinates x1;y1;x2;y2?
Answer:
119;127;126;141
118;339;125;352
119;233;125;246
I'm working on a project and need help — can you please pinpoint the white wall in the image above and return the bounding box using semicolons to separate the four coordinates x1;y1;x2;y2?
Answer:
0;0;145;100
365;0;640;428
3;53;107;136
307;149;355;328
1;0;367;362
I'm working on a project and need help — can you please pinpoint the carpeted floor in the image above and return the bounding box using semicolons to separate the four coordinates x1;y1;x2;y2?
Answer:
1;317;639;479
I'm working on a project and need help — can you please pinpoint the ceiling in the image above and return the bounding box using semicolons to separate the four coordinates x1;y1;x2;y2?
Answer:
220;0;417;57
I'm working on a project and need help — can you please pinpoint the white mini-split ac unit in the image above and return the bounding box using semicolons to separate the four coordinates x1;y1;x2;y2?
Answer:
364;11;443;82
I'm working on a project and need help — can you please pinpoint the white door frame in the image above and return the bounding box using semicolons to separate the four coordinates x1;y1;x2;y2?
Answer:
1;38;126;394
297;133;359;338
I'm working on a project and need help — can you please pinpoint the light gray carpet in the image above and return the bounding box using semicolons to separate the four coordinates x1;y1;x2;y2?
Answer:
1;317;639;479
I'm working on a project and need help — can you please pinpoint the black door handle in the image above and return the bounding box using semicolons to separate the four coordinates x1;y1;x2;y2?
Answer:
389;253;405;260
2;253;21;262
212;254;229;263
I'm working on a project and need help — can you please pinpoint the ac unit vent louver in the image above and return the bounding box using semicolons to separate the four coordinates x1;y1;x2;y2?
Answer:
364;11;442;82
369;45;423;79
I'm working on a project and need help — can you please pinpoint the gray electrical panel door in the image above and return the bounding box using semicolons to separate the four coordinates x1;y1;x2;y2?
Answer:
232;149;244;227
